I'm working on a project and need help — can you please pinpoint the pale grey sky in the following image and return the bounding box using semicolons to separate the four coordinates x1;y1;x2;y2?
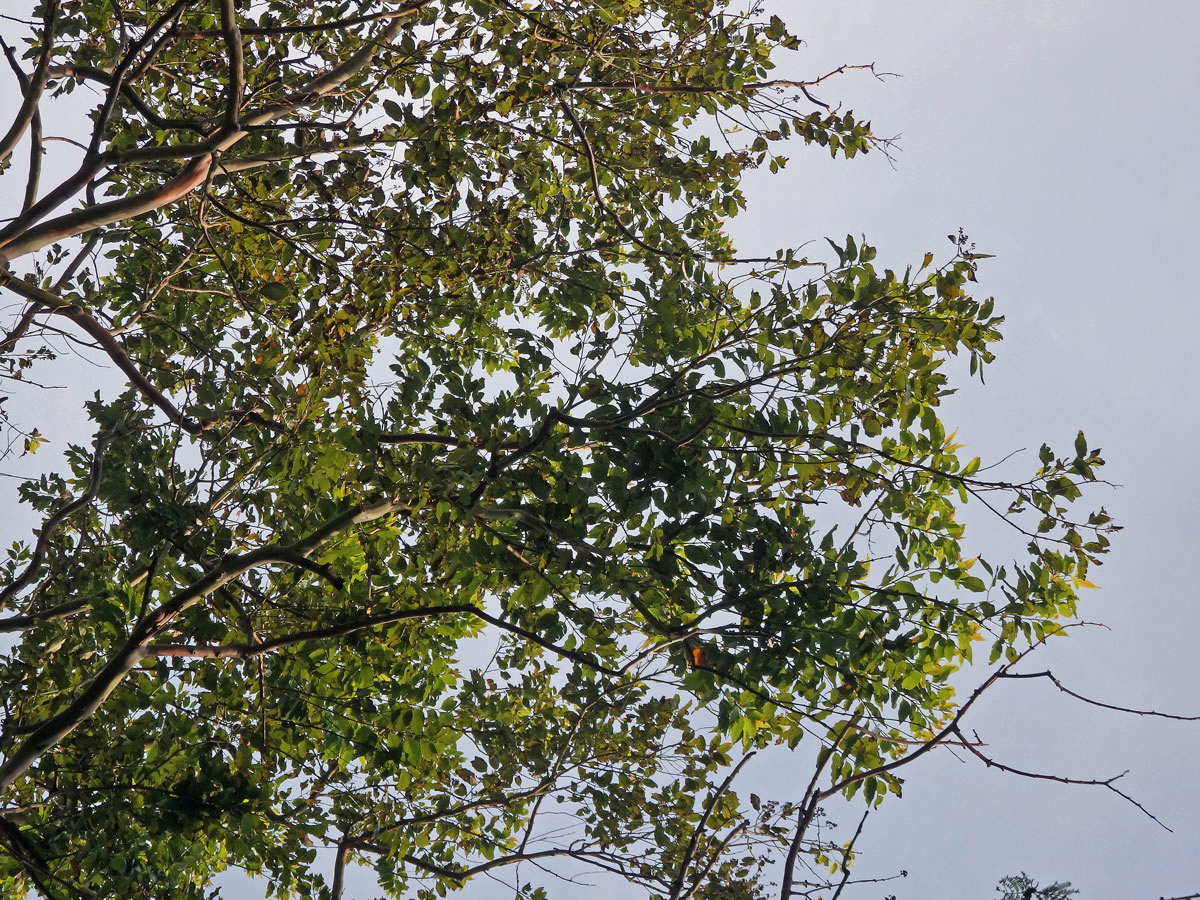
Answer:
1;3;1197;899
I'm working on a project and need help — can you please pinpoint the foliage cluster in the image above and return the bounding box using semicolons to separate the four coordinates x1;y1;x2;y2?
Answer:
0;2;1114;898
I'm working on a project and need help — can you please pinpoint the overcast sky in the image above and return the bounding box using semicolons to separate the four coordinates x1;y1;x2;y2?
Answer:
1;2;1197;899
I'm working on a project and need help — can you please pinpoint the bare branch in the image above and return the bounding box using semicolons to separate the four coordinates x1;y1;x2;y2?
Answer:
331;838;349;900
1001;669;1200;721
0;38;44;212
828;810;870;900
216;0;245;132
955;727;1172;832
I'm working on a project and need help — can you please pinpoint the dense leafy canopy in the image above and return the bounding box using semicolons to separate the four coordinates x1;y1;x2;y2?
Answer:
0;1;1114;898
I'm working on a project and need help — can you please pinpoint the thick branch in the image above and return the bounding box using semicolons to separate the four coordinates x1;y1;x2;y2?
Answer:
0;1;57;167
0;38;44;212
331;839;349;900
216;0;245;132
0;8;423;260
0;598;89;634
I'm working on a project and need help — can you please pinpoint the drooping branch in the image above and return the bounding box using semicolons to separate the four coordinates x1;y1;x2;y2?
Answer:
811;637;1061;805
954;726;1172;832
778;625;1180;899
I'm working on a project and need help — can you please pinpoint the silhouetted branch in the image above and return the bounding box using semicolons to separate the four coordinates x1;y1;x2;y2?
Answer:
1001;669;1200;721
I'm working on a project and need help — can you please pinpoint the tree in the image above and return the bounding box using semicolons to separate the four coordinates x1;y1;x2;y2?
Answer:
0;2;1120;898
995;873;1078;900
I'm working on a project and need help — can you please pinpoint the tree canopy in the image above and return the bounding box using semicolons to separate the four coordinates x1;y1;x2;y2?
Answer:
0;2;1116;898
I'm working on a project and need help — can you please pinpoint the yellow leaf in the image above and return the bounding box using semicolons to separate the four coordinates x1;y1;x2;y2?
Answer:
1072;577;1099;589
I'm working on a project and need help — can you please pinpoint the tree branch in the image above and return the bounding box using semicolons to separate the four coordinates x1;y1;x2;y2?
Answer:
1000;670;1200;721
0;7;424;260
0;270;204;433
0;38;44;212
0;430;112;613
0;1;57;167
216;0;245;132
0;598;90;634
145;599;617;675
0;494;418;792
671;752;755;900
955;726;1171;832
331;838;349;900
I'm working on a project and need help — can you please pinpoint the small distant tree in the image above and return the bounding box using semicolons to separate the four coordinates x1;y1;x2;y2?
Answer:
996;872;1078;900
